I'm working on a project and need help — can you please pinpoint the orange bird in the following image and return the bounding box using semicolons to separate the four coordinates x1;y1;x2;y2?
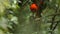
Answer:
30;3;42;18
30;3;39;13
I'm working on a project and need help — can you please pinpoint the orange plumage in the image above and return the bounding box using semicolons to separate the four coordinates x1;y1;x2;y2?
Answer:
30;3;39;12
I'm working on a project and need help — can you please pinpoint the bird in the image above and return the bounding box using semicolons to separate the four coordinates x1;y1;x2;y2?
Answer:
30;3;42;18
30;3;39;13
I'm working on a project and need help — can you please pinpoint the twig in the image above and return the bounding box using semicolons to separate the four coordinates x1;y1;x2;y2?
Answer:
50;14;56;31
46;13;60;17
50;4;59;34
52;22;59;31
47;21;60;23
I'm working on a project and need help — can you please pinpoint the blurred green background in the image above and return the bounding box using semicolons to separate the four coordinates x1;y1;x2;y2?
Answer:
0;0;60;34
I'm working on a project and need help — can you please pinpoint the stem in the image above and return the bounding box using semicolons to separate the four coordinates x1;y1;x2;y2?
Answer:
52;22;59;31
49;5;59;34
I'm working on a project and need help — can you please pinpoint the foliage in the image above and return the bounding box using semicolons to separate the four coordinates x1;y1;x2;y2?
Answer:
0;0;60;34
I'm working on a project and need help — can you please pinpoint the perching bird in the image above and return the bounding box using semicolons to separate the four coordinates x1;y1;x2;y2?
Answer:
30;3;39;13
30;0;47;18
30;3;42;18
